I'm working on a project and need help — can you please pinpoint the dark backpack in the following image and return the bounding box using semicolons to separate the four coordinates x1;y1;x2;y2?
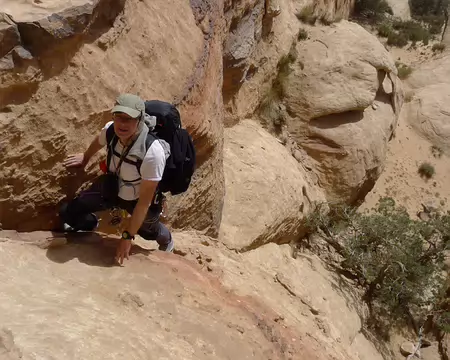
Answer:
106;100;196;195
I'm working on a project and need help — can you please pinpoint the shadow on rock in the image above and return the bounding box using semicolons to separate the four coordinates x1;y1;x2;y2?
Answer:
45;232;152;268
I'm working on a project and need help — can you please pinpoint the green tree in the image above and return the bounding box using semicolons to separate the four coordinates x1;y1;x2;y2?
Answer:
410;0;449;17
304;197;449;324
354;0;393;21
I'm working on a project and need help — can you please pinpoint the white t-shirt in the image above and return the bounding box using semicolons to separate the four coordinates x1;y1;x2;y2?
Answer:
98;121;169;201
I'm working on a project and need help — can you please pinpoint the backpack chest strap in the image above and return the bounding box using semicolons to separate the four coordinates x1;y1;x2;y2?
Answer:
106;126;157;177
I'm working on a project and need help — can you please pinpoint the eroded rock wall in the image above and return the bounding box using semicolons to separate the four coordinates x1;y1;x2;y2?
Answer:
0;0;225;235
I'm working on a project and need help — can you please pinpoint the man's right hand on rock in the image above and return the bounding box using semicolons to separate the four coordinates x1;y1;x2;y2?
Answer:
63;153;86;168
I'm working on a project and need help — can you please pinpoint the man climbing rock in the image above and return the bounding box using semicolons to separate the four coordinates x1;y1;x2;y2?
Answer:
60;94;174;264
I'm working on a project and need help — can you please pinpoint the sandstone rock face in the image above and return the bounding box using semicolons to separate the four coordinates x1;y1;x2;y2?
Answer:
0;0;126;108
163;0;226;237
406;55;450;151
407;55;450;90
222;0;299;122
282;21;402;203
222;0;265;102
386;0;411;20
312;0;356;21
0;0;225;235
407;83;450;150
0;232;326;360
0;1;414;359
443;3;450;47
420;343;441;360
2;0;95;22
0;327;22;360
440;336;450;360
222;3;401;204
219;119;325;250
175;233;385;360
222;0;355;108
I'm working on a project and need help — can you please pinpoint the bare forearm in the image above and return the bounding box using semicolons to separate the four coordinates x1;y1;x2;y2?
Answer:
116;179;159;263
128;200;153;236
127;180;158;237
83;135;103;165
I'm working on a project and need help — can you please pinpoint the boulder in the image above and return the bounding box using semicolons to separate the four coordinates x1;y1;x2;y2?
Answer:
7;0;126;58
0;13;20;59
0;1;127;109
386;0;411;20
400;341;418;357
284;21;397;120
404;48;450;150
407;82;450;151
0;13;41;104
16;4;96;56
223;1;355;120
282;21;402;203
219;119;325;250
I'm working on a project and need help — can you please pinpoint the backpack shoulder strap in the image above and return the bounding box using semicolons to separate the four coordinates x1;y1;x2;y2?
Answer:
106;125;118;172
145;131;158;149
135;132;158;176
106;124;115;145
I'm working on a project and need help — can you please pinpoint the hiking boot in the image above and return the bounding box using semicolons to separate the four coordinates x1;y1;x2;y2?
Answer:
62;214;99;233
158;238;174;253
63;223;76;232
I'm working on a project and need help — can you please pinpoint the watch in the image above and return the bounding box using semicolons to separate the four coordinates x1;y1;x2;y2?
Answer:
121;230;135;241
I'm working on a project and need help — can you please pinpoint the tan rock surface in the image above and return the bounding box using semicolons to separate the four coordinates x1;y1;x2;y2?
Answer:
361;106;450;216
311;0;355;22
224;14;402;204
362;51;450;216
440;337;450;360
174;231;385;360
420;343;441;360
0;1;441;360
223;0;355;122
443;3;450;47
403;54;450;151
163;1;226;237
0;231;324;360
407;54;450;91
0;0;225;235
283;21;402;203
284;21;397;120
219;119;325;250
407;83;450;150
2;0;95;22
400;341;416;356
223;0;298;122
386;0;411;20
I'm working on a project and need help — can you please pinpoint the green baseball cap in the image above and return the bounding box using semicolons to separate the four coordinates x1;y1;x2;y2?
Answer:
111;93;145;118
